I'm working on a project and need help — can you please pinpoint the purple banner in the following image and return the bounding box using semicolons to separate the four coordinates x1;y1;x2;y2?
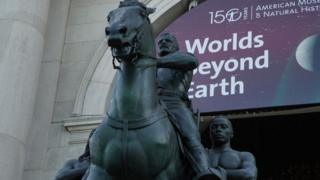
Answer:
161;0;320;114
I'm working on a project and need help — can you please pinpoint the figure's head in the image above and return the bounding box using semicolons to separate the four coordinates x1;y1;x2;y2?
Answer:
158;33;179;56
106;0;155;60
209;116;234;146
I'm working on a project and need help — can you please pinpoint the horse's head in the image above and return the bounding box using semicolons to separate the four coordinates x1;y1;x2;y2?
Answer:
106;0;155;61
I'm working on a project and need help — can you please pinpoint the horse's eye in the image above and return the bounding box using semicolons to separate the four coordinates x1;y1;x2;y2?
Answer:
105;27;110;36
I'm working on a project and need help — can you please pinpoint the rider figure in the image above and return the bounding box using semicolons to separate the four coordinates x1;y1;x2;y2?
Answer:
157;33;223;179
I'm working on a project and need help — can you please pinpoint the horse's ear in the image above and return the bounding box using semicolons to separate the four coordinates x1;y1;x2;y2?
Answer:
140;7;155;18
146;7;156;15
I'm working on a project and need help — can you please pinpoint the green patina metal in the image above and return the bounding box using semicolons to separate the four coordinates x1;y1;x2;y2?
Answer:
85;1;223;180
85;1;188;179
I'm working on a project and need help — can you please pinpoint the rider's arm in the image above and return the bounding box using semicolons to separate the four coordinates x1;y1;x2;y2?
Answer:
226;152;257;180
157;52;198;70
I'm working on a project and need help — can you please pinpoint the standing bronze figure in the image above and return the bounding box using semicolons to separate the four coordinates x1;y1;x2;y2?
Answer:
85;0;222;180
207;116;257;180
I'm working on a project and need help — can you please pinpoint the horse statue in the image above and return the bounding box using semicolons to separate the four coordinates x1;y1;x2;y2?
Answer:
85;1;221;180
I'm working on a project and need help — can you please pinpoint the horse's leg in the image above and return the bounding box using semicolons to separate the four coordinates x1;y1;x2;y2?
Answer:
85;164;111;180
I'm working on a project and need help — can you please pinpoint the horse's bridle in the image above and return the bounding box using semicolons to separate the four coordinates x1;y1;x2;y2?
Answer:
110;19;157;70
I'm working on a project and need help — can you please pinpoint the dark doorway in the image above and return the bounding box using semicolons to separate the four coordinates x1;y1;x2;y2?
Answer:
201;112;320;179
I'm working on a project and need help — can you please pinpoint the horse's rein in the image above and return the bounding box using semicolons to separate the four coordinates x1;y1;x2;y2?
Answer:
111;21;157;70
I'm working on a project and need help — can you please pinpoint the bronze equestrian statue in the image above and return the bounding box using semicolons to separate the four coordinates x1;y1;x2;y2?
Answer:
85;1;223;179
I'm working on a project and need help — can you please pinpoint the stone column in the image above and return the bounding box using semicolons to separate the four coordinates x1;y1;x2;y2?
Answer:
0;0;50;179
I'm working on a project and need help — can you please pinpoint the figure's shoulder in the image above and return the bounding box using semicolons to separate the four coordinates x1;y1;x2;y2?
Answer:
65;159;78;164
239;151;254;156
57;159;78;170
239;151;256;161
174;51;198;64
176;51;195;56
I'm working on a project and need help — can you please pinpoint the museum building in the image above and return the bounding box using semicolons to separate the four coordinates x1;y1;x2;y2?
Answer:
0;0;319;179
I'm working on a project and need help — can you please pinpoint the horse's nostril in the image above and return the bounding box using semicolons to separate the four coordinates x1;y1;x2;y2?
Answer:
119;27;127;34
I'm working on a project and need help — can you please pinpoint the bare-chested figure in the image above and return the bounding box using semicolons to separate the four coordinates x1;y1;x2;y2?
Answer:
207;116;257;180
